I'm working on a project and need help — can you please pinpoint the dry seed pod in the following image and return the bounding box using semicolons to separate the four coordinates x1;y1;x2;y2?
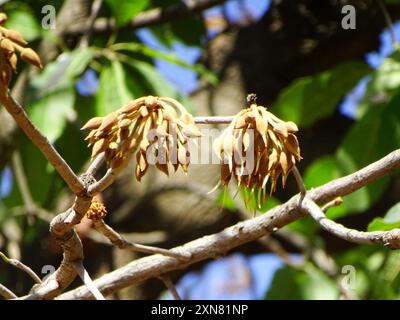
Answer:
0;38;14;54
213;94;302;208
83;96;201;182
20;48;43;69
0;14;43;87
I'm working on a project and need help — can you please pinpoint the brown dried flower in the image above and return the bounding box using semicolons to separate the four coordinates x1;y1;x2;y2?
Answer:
82;96;202;182
0;13;42;88
213;94;302;207
86;200;107;220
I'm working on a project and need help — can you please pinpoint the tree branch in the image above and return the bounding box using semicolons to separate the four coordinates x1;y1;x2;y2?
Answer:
0;283;17;299
158;275;181;300
74;262;105;300
67;0;228;36
0;92;86;195
301;197;400;248
93;219;191;260
57;149;400;299
0;251;41;284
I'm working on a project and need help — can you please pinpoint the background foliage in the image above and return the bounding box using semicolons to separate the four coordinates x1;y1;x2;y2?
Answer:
1;0;400;300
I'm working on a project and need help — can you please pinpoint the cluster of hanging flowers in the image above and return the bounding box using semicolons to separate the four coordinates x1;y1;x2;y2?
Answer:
213;94;302;207
0;12;42;88
82;96;202;181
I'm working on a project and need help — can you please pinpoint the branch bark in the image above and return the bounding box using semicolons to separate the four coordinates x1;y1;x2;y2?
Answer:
301;197;400;248
0;92;86;195
57;149;400;299
66;0;228;36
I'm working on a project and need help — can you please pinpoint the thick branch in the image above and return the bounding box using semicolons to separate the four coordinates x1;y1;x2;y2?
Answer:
58;149;400;299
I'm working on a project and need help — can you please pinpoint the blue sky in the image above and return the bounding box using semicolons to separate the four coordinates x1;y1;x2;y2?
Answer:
161;253;291;300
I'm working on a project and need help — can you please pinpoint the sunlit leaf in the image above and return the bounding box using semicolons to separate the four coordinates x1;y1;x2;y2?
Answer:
273;61;371;127
368;202;400;231
105;0;149;27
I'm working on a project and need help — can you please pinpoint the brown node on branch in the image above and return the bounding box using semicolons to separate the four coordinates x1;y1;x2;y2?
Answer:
86;200;107;220
213;94;302;208
0;13;42;89
81;96;203;182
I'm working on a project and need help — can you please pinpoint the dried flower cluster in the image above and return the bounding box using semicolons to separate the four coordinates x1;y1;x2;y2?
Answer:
0;13;42;88
213;95;301;206
86;200;107;220
82;96;202;181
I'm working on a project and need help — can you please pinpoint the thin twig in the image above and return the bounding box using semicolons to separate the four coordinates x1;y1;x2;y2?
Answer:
377;0;397;46
301;197;400;248
0;283;17;299
92;219;191;260
86;153;105;176
0;251;41;284
292;165;306;196
159;275;181;300
0;92;85;195
68;0;228;36
12;151;35;212
321;197;343;213
87;168;119;196
79;0;103;48
74;262;105;300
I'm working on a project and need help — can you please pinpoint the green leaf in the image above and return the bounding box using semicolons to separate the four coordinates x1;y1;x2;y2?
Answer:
273;61;372;127
266;264;339;299
170;16;205;46
368;202;400;231
28;87;75;143
371;49;400;92
56;122;90;173
304;156;339;188
4;137;57;207
335;92;400;213
5;9;41;41
31;48;96;96
217;189;237;211
96;60;144;115
105;0;149;27
357;49;400;117
111;42;218;85
303;156;346;218
126;59;178;97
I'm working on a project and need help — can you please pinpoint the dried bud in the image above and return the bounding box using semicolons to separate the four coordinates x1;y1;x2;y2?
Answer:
20;48;42;69
0;13;8;25
213;97;302;208
0;38;14;54
81;117;103;130
3;29;27;45
86;201;107;220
